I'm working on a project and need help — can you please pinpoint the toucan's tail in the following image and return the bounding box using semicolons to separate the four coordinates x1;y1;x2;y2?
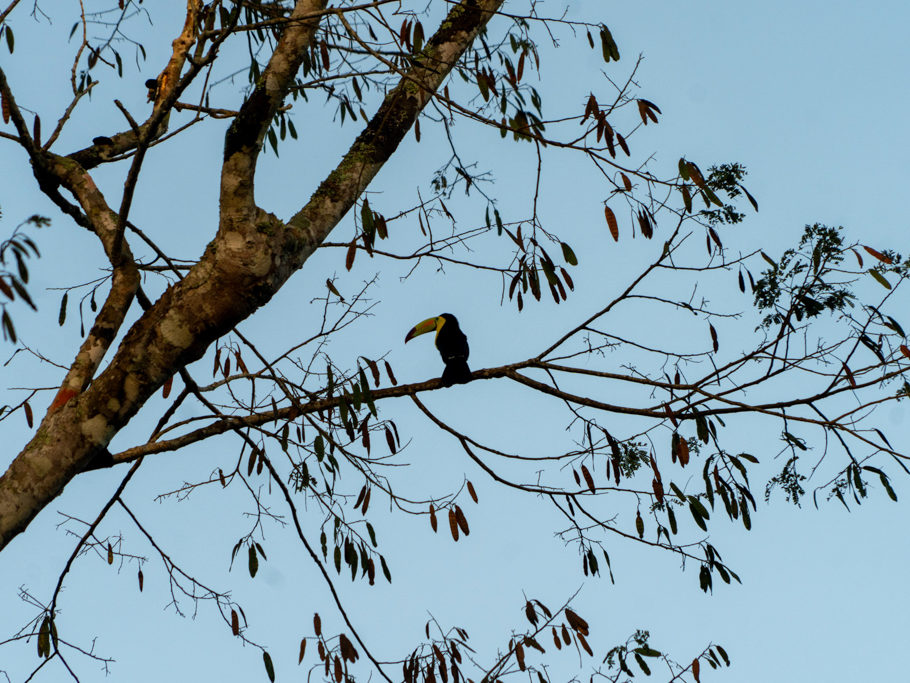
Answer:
442;359;472;387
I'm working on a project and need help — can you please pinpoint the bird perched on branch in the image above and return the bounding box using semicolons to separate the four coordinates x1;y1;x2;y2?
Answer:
405;313;471;387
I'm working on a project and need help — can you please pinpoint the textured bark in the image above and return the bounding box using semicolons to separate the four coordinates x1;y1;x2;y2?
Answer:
68;0;204;170
0;0;505;551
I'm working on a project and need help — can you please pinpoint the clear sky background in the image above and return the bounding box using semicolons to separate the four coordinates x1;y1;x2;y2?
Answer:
1;1;909;682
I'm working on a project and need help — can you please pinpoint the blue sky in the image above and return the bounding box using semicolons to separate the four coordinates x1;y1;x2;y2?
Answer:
1;1;909;681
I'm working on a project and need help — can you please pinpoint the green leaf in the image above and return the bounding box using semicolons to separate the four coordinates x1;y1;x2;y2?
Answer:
883;316;905;336
10;277;35;310
689;502;708;531
689;496;711;521
540;258;558;286
782;431;807;451
702;187;723;207
560;242;578;266
602;549;615;583
699;564;711;592
14;250;28;283
366;522;377;547
38;616;50;658
599;26;619;61
695;413;709;443
263;651;275;682
58;292;68;326
248;545;259;578
476;70;489;101
358;367;371;401
380;554;391;582
2;309;17;343
5;25;13;53
351;382;362;411
669;482;686;501
361;197;374;234
678;158;691;180
740;184;759;211
879;472;898;501
869;268;892;290
741;499;752;530
634;653;650;675
600;28;612;62
681;185;693;213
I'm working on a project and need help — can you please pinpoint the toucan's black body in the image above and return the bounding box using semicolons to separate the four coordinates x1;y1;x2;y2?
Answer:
436;313;471;387
405;313;472;387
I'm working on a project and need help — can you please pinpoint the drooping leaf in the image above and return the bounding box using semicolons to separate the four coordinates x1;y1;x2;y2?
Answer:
448;508;459;541
248;544;259;578
58;292;68;326
263;651;275;682
580;464;595;492
599;25;620;61
842;362;856;388
326;279;344;301
863;245;893;264
616;132;630;155
564;608;589;635
455;505;469;535
739;184;759;211
869;269;891;290
38;617;50;658
604;205;619;241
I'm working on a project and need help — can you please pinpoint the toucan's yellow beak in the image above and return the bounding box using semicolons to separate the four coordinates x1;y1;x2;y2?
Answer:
405;317;441;343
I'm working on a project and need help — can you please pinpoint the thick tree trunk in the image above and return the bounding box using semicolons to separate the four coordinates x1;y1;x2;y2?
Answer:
0;0;504;551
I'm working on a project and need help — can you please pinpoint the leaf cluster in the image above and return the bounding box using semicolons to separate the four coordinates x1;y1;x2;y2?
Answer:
0;215;47;343
753;223;856;327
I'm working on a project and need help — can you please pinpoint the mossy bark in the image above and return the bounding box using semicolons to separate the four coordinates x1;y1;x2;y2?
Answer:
0;0;504;551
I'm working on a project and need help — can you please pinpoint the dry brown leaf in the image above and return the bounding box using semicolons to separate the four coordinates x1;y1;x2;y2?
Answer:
604;205;619;241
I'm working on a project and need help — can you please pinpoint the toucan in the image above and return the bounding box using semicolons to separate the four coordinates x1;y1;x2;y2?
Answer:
405;313;471;387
